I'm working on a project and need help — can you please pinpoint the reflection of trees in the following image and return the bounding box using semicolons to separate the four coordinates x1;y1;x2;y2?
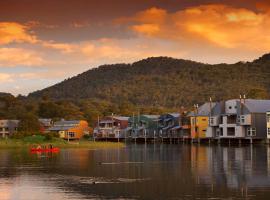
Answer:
1;145;270;199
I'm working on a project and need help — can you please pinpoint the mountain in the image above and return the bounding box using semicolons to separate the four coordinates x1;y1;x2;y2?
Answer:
28;54;270;108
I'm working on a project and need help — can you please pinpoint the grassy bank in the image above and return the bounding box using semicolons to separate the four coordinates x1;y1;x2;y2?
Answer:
0;135;125;149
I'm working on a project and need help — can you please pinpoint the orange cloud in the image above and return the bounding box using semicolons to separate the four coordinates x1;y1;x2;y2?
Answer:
0;48;44;67
42;42;75;53
118;4;270;51
0;73;13;83
0;22;37;45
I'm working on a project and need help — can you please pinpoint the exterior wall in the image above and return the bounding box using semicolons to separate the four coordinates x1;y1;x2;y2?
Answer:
61;120;89;140
267;112;270;139
190;116;208;139
251;113;267;139
0;120;19;138
225;100;238;114
128;115;159;138
158;114;181;138
94;117;129;138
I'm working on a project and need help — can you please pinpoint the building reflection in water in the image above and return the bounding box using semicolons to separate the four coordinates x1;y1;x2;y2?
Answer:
1;145;270;199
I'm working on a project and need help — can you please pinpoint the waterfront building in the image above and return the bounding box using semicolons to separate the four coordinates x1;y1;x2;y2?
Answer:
93;116;129;138
128;115;160;138
38;118;53;133
158;113;181;138
207;98;270;139
0;120;19;138
188;102;217;139
267;111;270;139
49;120;89;140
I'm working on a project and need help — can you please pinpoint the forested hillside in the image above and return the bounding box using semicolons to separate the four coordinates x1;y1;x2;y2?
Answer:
1;54;270;125
29;54;270;107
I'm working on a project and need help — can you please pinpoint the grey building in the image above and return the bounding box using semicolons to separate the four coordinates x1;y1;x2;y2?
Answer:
0;120;19;138
207;99;270;139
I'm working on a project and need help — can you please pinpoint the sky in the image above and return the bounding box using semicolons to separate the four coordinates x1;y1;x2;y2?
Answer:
1;0;270;95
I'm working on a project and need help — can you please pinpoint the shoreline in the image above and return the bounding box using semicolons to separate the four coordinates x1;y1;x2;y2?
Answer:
0;138;125;149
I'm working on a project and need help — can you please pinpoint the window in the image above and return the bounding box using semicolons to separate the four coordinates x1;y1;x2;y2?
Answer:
267;114;270;123
247;128;256;137
68;132;75;138
202;118;207;121
210;117;214;125
229;106;232;109
237;116;240;123
267;128;270;135
241;116;245;123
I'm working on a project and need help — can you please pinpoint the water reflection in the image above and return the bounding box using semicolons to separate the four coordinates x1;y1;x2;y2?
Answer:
1;144;270;199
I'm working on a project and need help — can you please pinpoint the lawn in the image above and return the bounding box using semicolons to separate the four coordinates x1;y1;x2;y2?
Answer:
0;135;125;149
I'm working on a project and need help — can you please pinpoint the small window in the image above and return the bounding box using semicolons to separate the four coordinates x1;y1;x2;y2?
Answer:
267;128;270;135
267;114;270;123
229;106;232;109
202;118;207;121
247;128;256;137
235;106;237;109
202;129;206;132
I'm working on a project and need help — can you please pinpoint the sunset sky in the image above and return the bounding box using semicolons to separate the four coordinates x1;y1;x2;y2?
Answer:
1;0;270;95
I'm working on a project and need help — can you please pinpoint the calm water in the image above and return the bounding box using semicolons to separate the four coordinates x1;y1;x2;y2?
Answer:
1;144;270;200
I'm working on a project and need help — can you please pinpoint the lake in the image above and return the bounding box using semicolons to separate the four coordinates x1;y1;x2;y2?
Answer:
1;144;270;200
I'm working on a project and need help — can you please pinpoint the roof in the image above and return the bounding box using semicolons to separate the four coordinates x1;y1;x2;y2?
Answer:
100;120;114;123
244;99;270;113
169;113;180;118
38;118;52;126
0;120;19;127
142;115;160;119
49;120;81;131
54;120;80;126
188;102;217;117
113;116;129;121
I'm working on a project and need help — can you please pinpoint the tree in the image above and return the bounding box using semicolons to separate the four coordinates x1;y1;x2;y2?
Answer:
18;113;40;134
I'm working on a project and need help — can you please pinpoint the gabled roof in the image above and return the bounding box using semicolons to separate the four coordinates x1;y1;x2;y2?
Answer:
113;116;129;121
188;102;217;117
142;115;160;119
0;120;19;127
54;120;80;126
168;113;180;118
244;99;270;113
49;120;81;131
38;118;52;126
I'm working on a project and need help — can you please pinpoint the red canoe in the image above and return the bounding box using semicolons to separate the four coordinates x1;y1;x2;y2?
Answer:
30;147;60;153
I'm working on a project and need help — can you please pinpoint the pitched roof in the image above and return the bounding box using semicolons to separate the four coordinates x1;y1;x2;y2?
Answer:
38;118;52;126
49;120;81;131
168;113;180;118
244;99;270;113
188;102;217;117
113;116;129;121
142;115;160;119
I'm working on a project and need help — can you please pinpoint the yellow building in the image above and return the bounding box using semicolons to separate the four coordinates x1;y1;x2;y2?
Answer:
190;116;209;139
188;102;215;139
49;120;89;140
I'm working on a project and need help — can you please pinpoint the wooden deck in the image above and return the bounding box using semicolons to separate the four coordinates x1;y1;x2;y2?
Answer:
93;137;270;145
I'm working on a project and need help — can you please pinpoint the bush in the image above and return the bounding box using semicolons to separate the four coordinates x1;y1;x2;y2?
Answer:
82;134;90;140
45;134;53;141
